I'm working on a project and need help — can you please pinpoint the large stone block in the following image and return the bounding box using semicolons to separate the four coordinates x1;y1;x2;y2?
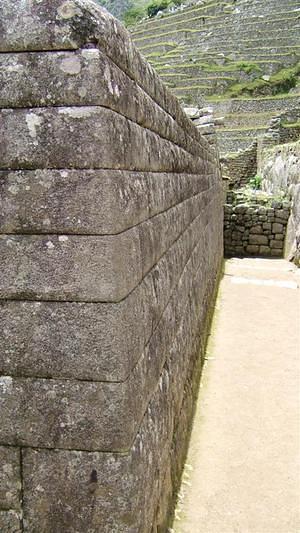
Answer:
0;107;207;174
249;234;269;246
0;447;21;511
0;169;210;234
0;510;21;532
0;232;141;302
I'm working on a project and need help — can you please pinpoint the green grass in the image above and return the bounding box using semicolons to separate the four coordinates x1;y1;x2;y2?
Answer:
220;63;300;98
282;121;300;128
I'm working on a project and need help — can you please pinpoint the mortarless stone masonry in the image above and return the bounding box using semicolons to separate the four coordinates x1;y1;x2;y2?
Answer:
0;1;223;531
224;191;290;258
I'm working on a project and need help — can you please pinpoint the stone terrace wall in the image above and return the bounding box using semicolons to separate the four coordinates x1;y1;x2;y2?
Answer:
0;1;223;532
224;193;290;258
220;142;257;188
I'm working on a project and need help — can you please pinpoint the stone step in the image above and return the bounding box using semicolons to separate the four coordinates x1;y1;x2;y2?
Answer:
132;12;299;41
211;94;300;115
134;30;300;50
217;111;280;129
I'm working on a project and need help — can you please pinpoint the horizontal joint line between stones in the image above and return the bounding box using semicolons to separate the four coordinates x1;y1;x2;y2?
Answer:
0;442;131;456
0;165;204;176
0;47;79;55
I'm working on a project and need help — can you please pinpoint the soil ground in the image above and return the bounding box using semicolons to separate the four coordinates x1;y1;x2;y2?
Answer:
173;258;300;533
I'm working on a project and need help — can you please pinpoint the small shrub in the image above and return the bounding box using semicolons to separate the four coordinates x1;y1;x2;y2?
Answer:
248;174;262;190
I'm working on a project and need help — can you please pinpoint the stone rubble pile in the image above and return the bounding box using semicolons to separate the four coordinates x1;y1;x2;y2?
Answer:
183;105;223;146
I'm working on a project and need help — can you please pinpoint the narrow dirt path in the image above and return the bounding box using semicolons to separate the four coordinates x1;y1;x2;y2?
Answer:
173;258;300;533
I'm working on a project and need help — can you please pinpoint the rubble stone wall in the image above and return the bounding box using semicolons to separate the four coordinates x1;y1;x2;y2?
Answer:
0;1;223;531
224;194;290;258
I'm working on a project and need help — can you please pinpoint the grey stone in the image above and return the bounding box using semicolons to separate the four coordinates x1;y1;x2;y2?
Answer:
0;191;210;303
272;222;284;233
271;249;282;257
0;170;210;235
0;232;142;303
0;510;21;532
0;108;204;175
270;240;284;249
0;51;204;161
246;245;259;254
249;234;269;245
0;448;21;511
0;202;211;382
234;204;248;214
275;234;284;241
259;246;271;255
183;107;200;119
0;1;224;530
0;0;209;154
0;226;215;452
249;225;263;234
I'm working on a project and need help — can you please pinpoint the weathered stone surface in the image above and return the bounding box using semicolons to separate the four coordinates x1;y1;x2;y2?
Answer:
270;239;284;249
0;194;214;382
0;107;208;174
0;189;211;302
249;234;269;246
0;232;141;303
0;448;21;511
0;216;214;452
21;367;173;533
260;141;299;264
0;0;224;529
259;246;271;255
249;225;263;234
0;510;21;532
0;0;213;157
20;244;221;533
0;170;210;234
0;50;207;161
272;222;284;233
271;249;282;257
246;245;259;254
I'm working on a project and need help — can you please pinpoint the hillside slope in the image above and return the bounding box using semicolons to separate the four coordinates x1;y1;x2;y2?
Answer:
130;0;300;154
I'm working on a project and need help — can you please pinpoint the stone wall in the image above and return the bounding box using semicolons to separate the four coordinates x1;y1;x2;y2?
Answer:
259;141;300;265
224;192;290;258
0;1;223;532
221;141;257;188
